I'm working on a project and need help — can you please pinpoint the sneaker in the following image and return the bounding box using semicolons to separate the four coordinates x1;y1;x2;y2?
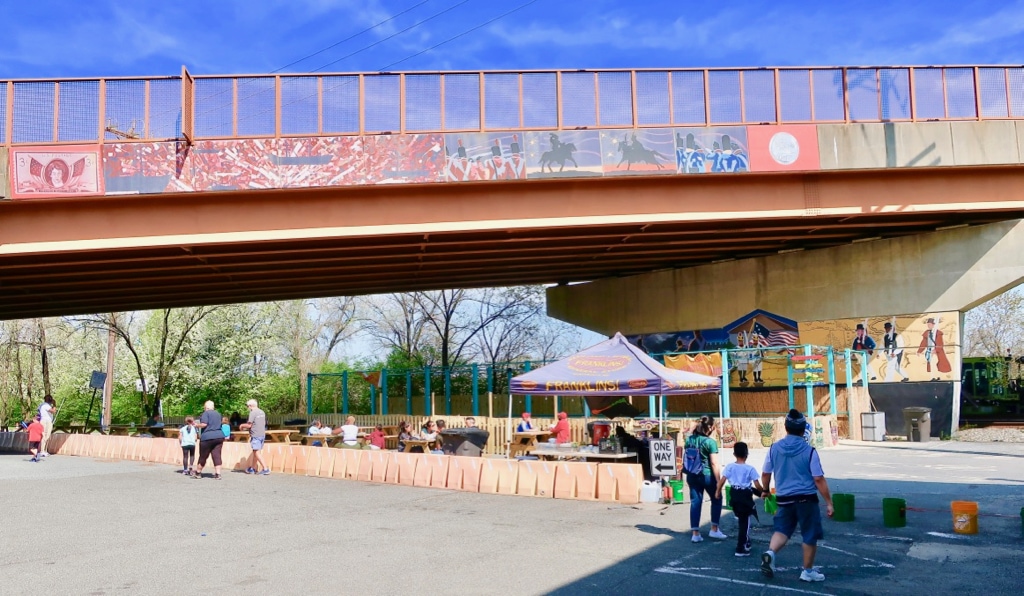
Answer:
709;529;728;540
761;550;776;579
214;474;222;480
30;457;38;462
259;469;271;476
734;551;751;557
246;467;256;475
691;534;703;543
800;568;825;582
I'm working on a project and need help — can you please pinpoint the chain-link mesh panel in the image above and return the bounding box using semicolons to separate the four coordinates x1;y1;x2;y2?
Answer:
103;80;143;141
742;70;776;123
280;76;319;135
1008;68;1024;118
363;74;400;133
0;84;6;142
635;71;669;125
13;82;55;143
708;70;742;123
846;69;879;121
779;70;811;121
405;74;441;131
671;70;706;125
596;71;631;127
236;77;276;137
522;72;557;128
484;73;519;129
322;75;359;133
945;68;977;119
879;69;910;120
193;78;233;137
149;78;182;139
58;80;100;142
811;69;845;121
561;72;597;128
444;74;480;131
978;68;1009;118
913;68;945;119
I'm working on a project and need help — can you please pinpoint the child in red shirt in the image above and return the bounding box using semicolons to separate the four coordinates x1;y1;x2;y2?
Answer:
368;424;386;450
27;415;44;462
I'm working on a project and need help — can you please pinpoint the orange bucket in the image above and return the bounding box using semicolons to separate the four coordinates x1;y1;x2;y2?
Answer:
951;501;978;534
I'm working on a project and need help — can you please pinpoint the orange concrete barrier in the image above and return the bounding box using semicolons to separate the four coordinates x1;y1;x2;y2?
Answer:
305;447;323;476
369;451;390;483
446;456;480;491
427;454;450;489
269;444;288;473
291;446;311;476
554;462;599;500
280;446;297;474
516;459;556;498
355;450;374;481
316;448;336;477
46;433;69;455
160;439;179;465
396;453;419;486
480;459;519;495
220;441;246;471
598;463;642;504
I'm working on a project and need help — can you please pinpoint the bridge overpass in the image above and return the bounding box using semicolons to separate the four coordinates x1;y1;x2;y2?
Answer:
2;65;1024;323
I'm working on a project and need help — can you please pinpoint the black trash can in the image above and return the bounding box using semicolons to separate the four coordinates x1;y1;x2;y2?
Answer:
440;428;490;457
902;407;932;442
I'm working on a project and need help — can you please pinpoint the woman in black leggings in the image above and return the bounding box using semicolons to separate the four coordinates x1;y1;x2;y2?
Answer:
191;401;225;480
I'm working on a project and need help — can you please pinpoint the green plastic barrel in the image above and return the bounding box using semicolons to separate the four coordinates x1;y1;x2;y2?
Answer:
723;485;732;510
669;480;685;504
833;493;855;522
882;498;906;528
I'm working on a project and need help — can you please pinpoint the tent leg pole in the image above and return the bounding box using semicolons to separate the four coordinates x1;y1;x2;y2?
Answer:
506;391;514;459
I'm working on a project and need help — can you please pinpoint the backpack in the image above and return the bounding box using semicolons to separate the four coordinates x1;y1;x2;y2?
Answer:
683;435;705;475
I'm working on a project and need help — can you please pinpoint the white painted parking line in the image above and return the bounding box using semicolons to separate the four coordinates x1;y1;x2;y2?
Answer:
838;533;914;542
654;566;836;595
818;543;895;568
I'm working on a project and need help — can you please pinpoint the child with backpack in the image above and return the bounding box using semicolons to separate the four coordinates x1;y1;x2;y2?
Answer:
180;417;198;474
716;442;764;556
684;415;726;543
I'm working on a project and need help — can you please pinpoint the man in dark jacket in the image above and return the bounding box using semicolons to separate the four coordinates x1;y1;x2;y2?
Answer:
760;409;834;583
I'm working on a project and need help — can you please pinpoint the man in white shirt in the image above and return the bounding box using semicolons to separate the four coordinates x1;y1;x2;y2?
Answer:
38;395;56;457
333;416;360;446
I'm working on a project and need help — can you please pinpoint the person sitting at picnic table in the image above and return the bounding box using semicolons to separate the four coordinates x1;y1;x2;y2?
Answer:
429;439;444;455
549;411;570;444
436;419;447;433
144;414;164;428
332;416;360;446
368;424;386;450
420;420;439;441
308;419;327;435
516;412;533;432
229;411;242;430
397;421;414;452
465;417;476;428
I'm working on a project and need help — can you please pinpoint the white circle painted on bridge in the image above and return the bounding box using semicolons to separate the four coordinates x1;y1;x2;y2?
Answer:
768;132;800;165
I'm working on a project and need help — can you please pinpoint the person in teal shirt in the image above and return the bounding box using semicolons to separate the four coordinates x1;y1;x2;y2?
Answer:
685;415;727;543
221;417;231;439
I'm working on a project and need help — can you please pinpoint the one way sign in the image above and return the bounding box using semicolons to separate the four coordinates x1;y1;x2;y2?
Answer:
649;438;676;477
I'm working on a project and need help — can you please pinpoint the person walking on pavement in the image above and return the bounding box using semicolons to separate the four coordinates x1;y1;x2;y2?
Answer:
191;401;225;480
760;409;835;583
685;416;727;543
38;395;56;457
240;399;269;475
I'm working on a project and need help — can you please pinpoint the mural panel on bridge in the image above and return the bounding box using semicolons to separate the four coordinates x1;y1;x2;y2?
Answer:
746;125;821;172
599;128;676;175
103;142;189;194
798;312;960;384
9;145;104;199
674;127;749;174
524;130;603;178
443;133;525;182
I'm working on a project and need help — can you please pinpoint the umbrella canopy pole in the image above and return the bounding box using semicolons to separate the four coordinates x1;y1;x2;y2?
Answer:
506;391;514;458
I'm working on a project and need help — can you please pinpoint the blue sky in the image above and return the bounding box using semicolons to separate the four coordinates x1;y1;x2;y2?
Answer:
3;0;1024;78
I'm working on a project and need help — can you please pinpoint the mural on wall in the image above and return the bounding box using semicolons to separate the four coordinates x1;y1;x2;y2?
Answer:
599;128;676;175
674;126;749;174
10;145;104;199
746;125;821;172
443;133;525;182
524;130;602;178
103;142;189;194
797;312;960;384
364;134;446;185
627;309;799;388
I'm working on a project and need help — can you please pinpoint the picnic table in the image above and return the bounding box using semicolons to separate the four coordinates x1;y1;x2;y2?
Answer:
300;434;339;447
163;427;181;440
401;439;433;453
532;448;639;462
107;425;134;436
509;431;552;458
53;424;88;434
137;425;166;437
230;429;295;444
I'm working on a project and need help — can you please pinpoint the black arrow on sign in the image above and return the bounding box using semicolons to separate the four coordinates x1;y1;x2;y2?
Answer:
654;463;674;473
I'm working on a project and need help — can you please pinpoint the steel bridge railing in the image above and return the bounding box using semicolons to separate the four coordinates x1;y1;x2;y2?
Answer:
3;65;1024;146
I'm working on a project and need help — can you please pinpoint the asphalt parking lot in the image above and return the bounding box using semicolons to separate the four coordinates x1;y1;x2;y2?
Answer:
1;440;1021;596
